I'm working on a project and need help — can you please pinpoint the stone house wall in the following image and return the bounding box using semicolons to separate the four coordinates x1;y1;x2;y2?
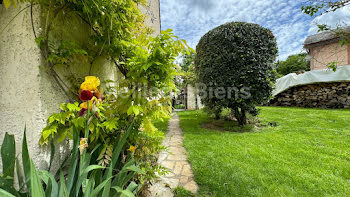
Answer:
186;84;197;110
140;0;161;35
186;84;203;110
304;28;350;70
0;1;161;170
309;42;349;70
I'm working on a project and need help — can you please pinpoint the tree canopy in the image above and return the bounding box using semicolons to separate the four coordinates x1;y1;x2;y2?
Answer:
276;53;310;76
302;0;350;17
195;22;278;126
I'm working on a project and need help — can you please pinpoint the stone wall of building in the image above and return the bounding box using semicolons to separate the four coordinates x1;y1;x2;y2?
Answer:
0;4;62;170
310;42;349;70
270;82;350;108
0;1;161;170
186;84;203;110
186;85;197;110
139;0;161;35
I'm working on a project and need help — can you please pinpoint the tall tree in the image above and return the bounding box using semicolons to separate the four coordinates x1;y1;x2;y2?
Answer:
180;51;196;72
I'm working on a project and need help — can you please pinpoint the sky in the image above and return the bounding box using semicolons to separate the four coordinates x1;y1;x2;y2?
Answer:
160;0;350;60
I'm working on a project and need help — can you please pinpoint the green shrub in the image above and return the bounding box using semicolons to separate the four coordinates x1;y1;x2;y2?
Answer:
175;104;185;109
195;22;278;125
276;53;310;76
220;108;232;120
203;105;222;120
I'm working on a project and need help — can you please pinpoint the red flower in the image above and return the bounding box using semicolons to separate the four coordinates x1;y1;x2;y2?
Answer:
79;108;87;116
79;90;93;101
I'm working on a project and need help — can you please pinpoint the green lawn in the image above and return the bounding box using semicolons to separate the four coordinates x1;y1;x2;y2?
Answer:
178;107;350;197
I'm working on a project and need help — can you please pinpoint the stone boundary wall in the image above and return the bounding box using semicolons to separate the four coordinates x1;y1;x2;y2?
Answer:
269;82;350;108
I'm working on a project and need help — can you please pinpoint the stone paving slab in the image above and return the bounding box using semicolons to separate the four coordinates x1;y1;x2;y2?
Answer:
148;113;198;196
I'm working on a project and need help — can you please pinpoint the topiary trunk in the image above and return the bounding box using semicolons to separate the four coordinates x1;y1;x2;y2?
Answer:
214;112;221;120
233;107;247;126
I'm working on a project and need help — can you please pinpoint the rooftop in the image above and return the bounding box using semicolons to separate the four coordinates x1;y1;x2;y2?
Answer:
304;27;350;49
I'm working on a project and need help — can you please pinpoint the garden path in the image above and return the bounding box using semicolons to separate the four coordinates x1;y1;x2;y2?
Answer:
148;112;198;196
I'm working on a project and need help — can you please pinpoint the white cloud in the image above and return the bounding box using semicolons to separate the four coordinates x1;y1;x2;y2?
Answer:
160;0;338;60
308;6;350;35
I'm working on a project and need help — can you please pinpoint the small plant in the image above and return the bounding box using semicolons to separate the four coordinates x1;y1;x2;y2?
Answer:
327;61;339;72
40;76;172;194
0;126;142;196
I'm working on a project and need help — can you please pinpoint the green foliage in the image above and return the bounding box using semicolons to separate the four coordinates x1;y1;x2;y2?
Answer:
153;118;169;132
41;95;171;189
327;61;339;71
203;106;222;120
125;29;186;91
180;51;196;72
178;51;197;90
1;133;15;179
175;104;185;109
4;0;188;100
195;22;278;125
0;125;143;197
276;53;310;76
40;102;83;145
29;0;188;189
301;0;350;16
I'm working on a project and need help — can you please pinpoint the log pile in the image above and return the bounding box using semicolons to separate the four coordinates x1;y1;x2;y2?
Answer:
269;82;350;108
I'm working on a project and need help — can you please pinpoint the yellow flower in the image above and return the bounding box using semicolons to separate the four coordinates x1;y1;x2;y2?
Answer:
80;82;97;91
79;138;88;154
79;97;102;110
91;96;102;106
85;76;100;86
80;76;100;91
91;96;98;104
127;146;137;153
79;101;92;110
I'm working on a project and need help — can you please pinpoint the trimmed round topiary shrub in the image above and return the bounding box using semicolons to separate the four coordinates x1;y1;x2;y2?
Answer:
195;22;278;126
